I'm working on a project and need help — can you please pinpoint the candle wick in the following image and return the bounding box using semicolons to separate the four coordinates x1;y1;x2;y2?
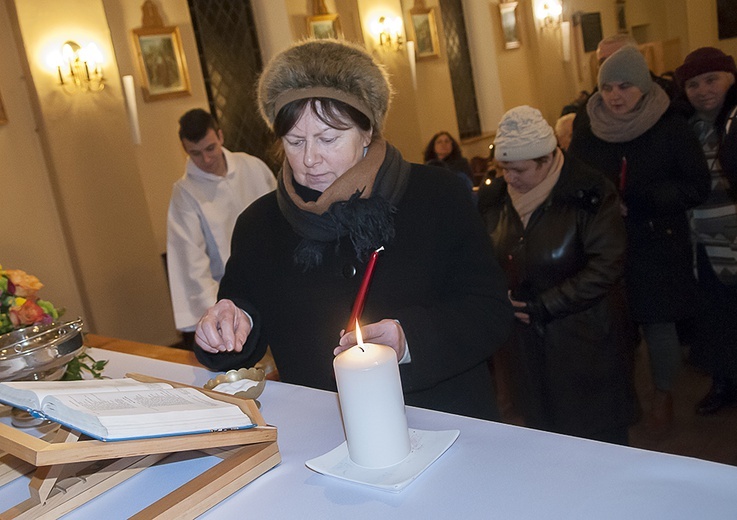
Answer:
359;346;365;352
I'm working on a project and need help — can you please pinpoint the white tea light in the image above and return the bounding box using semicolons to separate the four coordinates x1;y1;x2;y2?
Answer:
333;324;411;468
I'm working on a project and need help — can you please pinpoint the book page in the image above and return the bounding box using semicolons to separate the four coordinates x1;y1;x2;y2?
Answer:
41;387;254;441
0;378;172;412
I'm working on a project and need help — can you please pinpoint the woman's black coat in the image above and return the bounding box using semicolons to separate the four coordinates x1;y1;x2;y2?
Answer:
568;108;710;323
479;155;635;438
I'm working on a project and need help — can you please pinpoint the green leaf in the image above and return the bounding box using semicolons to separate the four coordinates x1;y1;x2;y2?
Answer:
62;352;109;380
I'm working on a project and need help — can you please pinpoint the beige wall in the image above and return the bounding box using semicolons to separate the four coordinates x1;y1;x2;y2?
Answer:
5;0;176;345
0;2;85;321
2;0;737;346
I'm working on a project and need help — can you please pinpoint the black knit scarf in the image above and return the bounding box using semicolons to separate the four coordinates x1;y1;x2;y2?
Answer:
276;139;411;270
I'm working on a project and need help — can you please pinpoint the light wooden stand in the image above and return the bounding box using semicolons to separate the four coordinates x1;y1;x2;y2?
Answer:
0;373;280;519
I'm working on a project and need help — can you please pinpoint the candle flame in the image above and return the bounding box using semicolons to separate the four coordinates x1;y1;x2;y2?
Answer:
355;320;364;347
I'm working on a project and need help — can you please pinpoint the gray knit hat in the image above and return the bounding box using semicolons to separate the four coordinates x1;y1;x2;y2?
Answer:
494;106;558;162
257;39;393;132
598;45;652;93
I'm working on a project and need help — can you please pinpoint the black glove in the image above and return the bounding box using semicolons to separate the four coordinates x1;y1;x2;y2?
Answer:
524;300;551;337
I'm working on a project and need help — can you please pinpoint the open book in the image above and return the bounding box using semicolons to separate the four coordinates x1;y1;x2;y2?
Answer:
0;377;255;441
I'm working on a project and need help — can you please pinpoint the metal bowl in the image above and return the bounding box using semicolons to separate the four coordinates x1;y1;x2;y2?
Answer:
0;318;85;382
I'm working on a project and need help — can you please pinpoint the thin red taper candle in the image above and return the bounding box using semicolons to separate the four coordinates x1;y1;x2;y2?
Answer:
619;156;627;193
345;246;384;332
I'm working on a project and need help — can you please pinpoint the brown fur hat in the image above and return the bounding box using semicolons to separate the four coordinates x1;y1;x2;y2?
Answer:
257;39;393;132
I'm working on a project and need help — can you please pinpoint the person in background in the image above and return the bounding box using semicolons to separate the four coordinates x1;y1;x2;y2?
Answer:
166;109;276;347
674;47;737;414
554;113;576;151
478;106;634;445
193;39;512;420
574;35;676;133
560;90;590;117
597;35;674;98
568;46;710;436
423;131;473;181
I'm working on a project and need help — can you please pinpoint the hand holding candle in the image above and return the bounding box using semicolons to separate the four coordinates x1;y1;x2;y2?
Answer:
333;322;411;468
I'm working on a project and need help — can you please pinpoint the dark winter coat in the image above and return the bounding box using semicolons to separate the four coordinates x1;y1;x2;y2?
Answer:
568;108;710;323
479;155;635;439
196;163;513;420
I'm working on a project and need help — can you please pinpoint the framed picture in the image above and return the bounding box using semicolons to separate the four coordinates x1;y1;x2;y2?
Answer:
499;2;521;50
718;0;737;39
580;12;603;53
615;0;628;34
132;25;191;102
0;91;7;125
307;14;343;40
409;7;440;59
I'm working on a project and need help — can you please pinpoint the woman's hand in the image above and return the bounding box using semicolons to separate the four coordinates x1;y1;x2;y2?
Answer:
335;319;406;361
195;299;251;354
508;291;530;324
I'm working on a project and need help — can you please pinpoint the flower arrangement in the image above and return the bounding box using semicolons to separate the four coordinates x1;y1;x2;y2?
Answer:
0;263;62;335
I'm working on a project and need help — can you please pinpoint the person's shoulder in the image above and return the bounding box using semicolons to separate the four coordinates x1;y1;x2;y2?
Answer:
409;162;472;197
241;190;277;215
228;151;273;173
654;106;695;137
557;154;617;210
477;176;508;213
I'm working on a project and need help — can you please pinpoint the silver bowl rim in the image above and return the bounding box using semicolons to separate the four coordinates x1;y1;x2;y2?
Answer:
0;318;84;360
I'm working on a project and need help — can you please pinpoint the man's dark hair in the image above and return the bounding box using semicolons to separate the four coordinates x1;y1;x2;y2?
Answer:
178;109;220;143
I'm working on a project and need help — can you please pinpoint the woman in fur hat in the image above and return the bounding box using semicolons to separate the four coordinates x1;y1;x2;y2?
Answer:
193;39;513;420
568;46;710;436
479;106;634;445
673;47;737;415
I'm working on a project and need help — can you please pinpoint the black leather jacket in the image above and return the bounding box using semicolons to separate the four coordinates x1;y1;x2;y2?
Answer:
477;154;634;437
479;155;626;327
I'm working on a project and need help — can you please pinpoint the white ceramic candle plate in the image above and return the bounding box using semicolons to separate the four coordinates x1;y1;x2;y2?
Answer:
305;428;460;492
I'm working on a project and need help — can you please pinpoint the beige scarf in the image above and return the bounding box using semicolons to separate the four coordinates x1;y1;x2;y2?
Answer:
587;84;670;143
508;148;563;228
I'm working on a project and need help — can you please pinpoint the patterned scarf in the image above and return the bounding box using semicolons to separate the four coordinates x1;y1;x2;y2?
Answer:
508;149;564;228
276;139;411;269
587;84;670;143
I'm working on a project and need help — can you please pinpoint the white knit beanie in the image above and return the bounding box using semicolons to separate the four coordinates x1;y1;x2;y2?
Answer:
494;106;558;162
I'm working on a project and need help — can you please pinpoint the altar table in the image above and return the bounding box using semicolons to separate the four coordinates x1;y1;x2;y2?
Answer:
2;346;737;519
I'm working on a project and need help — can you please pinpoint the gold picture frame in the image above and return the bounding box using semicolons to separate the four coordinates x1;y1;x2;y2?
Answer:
409;7;440;59
132;25;191;102
499;2;521;50
0;91;7;125
307;14;343;39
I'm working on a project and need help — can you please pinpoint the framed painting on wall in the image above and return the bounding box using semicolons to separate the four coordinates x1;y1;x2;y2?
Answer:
615;0;627;34
0;91;7;125
718;0;737;40
409;7;440;59
499;2;521;50
132;25;191;102
307;14;343;39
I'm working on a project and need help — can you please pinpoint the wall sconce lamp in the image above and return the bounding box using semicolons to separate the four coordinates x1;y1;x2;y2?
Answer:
538;1;563;28
49;41;105;93
372;16;404;51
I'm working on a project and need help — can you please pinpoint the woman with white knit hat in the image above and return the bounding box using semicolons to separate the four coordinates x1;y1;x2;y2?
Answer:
479;105;634;445
193;39;513;420
568;46;710;435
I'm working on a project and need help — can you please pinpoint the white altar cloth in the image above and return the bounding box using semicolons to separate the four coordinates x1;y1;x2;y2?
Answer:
1;347;736;519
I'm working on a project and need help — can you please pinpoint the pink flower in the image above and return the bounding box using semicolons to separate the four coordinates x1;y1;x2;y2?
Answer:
9;299;47;328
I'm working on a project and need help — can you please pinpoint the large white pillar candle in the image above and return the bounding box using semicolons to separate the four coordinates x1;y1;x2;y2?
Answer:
333;342;411;468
